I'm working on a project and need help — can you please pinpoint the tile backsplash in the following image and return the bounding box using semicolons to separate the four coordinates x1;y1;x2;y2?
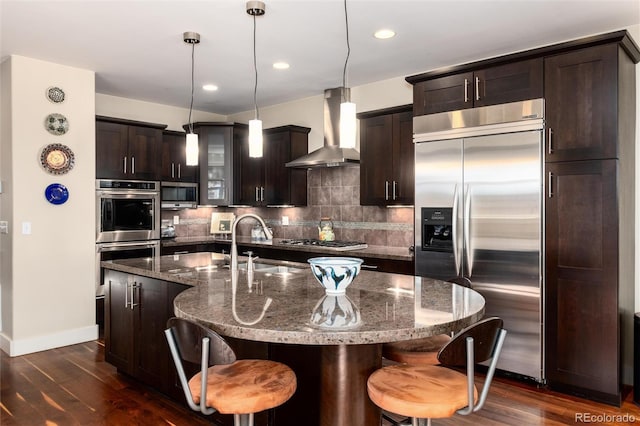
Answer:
162;167;414;248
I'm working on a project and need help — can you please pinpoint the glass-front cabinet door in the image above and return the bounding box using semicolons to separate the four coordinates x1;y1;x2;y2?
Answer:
194;123;234;206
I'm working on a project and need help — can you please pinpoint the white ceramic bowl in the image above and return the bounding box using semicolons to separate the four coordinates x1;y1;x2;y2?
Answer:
307;257;363;294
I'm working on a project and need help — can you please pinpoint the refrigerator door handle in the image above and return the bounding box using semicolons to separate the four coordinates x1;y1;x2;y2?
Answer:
464;185;473;277
452;184;461;276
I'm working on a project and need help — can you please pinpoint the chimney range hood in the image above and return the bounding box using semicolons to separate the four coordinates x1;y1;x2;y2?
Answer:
286;87;359;168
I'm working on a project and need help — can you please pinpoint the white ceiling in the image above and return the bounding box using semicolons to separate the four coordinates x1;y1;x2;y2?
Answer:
1;0;639;115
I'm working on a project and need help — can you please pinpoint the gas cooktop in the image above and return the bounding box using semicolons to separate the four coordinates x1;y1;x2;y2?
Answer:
280;239;368;251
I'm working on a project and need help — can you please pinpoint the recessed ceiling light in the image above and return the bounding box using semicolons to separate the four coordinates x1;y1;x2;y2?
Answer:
273;62;290;70
202;84;218;91
374;29;396;39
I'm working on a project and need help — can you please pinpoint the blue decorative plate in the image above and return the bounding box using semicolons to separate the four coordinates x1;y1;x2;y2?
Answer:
45;183;69;205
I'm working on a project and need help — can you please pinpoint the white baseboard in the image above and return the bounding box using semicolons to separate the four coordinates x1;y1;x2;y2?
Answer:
0;324;99;356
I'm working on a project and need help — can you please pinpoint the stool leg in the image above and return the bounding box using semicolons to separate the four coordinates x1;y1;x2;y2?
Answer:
233;413;254;426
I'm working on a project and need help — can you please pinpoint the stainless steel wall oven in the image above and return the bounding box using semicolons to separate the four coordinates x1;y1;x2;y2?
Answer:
95;179;161;300
96;179;160;243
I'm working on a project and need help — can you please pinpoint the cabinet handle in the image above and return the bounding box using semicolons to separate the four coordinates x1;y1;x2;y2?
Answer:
548;128;553;154
260;187;264;202
255;187;259;202
464;78;469;103
123;157;127;174
475;77;480;101
122;281;129;308
177;163;181;179
171;163;175;178
362;264;378;270
548;172;553;198
392;181;397;200
130;282;140;309
384;181;389;200
131;157;135;175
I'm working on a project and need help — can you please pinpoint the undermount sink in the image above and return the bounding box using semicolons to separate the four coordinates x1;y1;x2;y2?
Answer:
237;262;305;275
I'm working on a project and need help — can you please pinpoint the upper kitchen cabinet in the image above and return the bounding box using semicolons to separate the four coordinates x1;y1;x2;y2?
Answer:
410;58;542;116
359;105;414;206
234;125;310;206
191;122;246;206
544;44;618;162
96;116;166;180
160;130;198;183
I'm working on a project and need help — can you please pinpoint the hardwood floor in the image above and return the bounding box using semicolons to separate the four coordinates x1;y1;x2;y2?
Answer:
2;340;639;425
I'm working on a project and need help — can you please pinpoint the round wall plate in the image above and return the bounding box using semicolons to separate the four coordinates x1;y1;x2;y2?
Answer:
46;86;66;103
40;143;75;175
44;183;69;205
44;113;69;135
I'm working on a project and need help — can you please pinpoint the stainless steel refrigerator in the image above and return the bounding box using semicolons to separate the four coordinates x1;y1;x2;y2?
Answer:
413;99;544;381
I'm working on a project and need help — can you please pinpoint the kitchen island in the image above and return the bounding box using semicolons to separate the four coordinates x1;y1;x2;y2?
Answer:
101;252;485;426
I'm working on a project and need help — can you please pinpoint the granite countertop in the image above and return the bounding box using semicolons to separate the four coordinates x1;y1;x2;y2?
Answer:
102;252;484;345
161;236;414;262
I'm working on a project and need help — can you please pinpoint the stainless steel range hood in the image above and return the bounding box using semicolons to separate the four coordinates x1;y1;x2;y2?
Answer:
286;87;359;168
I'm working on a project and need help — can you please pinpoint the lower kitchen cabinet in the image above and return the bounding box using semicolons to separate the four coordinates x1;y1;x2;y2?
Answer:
104;269;189;394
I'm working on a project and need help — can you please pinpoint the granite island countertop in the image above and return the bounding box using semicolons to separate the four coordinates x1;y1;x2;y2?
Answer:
161;236;414;262
101;252;484;345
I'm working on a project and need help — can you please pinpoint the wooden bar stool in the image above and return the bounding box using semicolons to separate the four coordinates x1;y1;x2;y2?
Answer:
368;317;507;426
165;317;297;426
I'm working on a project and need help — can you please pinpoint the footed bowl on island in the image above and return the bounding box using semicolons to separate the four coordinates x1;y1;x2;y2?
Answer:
307;257;363;294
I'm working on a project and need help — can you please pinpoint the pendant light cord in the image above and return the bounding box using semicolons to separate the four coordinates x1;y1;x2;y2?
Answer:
253;13;259;120
341;0;350;102
188;41;195;133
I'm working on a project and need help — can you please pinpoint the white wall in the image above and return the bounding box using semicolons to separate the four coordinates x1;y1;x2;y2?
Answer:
96;93;225;132
0;56;97;355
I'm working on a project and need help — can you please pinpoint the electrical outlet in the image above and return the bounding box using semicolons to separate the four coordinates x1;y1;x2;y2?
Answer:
0;221;8;234
173;215;180;225
282;216;289;226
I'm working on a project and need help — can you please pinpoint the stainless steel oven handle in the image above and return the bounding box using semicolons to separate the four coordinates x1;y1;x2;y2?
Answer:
97;241;159;252
97;190;159;197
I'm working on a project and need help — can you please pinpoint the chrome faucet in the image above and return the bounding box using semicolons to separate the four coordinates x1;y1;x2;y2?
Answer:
231;213;273;271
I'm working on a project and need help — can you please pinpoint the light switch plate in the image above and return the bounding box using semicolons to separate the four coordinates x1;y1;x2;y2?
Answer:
0;221;8;234
173;215;180;225
282;216;289;226
22;222;31;235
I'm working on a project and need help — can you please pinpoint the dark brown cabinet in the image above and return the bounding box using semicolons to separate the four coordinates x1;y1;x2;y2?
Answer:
544;44;618;162
412;58;542;115
96;116;165;180
545;160;619;399
161;130;198;182
192;123;244;206
543;34;638;405
358;105;414;206
104;269;188;395
234;125;310;206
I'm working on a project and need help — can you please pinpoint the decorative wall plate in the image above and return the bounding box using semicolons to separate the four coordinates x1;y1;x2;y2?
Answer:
44;113;69;135
40;143;75;175
44;183;69;205
46;86;65;103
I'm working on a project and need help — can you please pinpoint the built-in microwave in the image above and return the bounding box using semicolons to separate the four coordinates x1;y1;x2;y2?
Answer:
96;179;160;243
161;181;198;209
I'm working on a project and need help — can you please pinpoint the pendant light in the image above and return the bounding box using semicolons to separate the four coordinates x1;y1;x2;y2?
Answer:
339;0;357;150
184;31;200;166
247;1;265;158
